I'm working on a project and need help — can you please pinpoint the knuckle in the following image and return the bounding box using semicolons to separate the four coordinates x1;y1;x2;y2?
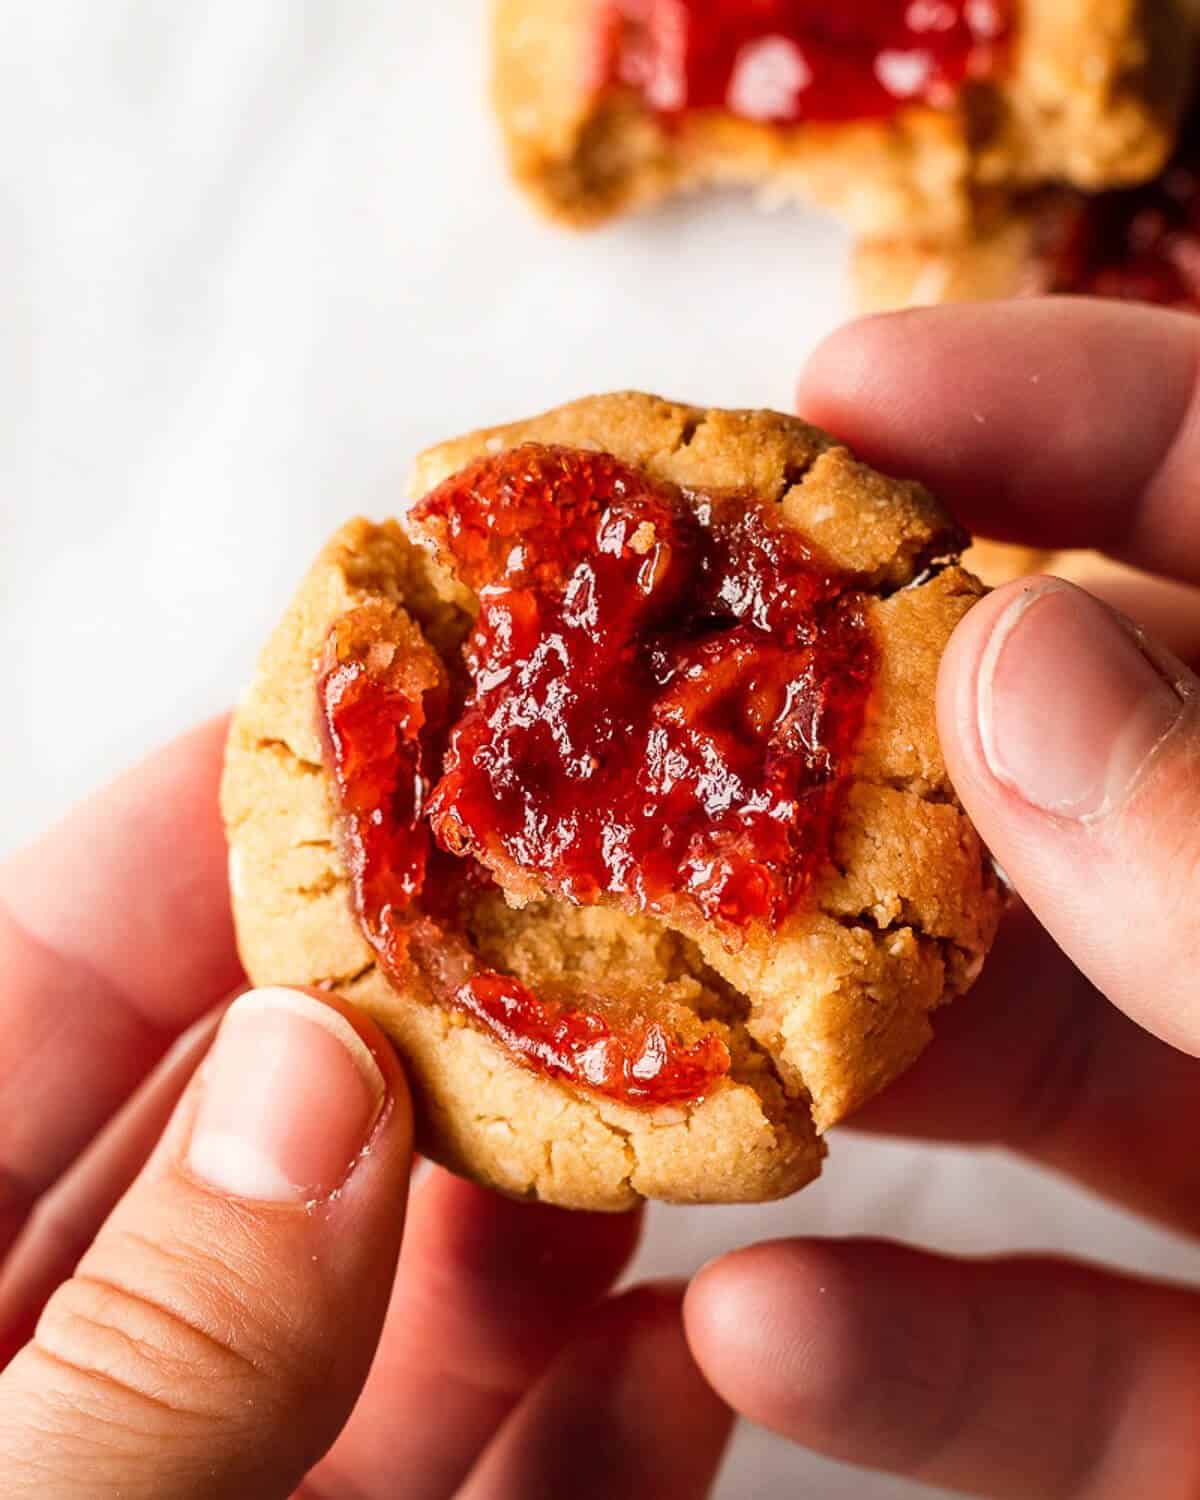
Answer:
30;1212;320;1433
0;1207;335;1494
33;1263;260;1428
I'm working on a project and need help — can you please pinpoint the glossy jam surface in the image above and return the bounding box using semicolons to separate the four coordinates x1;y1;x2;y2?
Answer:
415;444;876;935
318;599;731;1108
1045;106;1200;309
317;602;447;936
320;444;878;1108
456;973;730;1105
594;0;1010;124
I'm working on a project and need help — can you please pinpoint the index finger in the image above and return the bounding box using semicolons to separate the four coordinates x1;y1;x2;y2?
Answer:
0;716;242;1256
797;299;1200;585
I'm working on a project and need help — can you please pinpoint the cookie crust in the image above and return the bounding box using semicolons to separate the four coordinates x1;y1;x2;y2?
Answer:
223;393;1001;1210
493;0;1194;233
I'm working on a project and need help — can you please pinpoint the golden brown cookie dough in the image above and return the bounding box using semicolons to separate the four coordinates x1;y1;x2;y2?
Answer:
957;539;1052;589
222;393;1002;1211
493;0;1193;234
851;193;1050;314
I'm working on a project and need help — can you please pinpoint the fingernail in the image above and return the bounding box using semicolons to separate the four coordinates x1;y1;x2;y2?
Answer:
978;579;1185;820
187;988;385;1203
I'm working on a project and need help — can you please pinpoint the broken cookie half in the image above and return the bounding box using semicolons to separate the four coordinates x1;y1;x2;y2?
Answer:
222;393;1002;1210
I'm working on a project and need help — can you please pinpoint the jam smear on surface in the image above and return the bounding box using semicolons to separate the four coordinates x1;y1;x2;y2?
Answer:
593;0;1010;125
415;443;876;935
320;443;877;1108
1042;101;1200;310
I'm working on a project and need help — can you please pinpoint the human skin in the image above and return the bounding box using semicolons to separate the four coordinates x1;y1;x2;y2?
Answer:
5;297;1200;1497
685;299;1200;1498
0;720;730;1499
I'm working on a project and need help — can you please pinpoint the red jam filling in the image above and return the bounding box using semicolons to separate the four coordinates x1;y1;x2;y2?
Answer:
318;601;731;1108
416;445;876;932
319;444;877;1107
455;973;730;1105
1043;102;1200;310
593;0;1010;125
317;604;446;926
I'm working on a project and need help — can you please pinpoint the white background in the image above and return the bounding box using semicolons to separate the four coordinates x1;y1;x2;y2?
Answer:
5;6;1200;1496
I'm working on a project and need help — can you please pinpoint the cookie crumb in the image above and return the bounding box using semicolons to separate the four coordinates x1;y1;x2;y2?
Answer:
629;520;658;555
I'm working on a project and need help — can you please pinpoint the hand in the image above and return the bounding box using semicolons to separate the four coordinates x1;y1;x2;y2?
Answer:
0;721;730;1498
685;299;1200;1499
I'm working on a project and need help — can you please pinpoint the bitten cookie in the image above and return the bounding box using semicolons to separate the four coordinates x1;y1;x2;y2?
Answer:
852;64;1200;314
222;393;1002;1211
493;0;1193;235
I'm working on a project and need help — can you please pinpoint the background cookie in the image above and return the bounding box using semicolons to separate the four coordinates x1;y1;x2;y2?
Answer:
852;41;1200;317
223;393;1002;1211
493;0;1192;233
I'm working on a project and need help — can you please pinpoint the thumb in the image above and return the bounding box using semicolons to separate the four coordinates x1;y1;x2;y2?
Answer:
0;986;412;1500
939;576;1200;1052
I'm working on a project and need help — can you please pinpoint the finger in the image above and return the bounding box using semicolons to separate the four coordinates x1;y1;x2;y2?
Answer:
848;905;1200;1239
0;717;241;1255
313;1170;642;1500
686;1239;1200;1499
938;576;1200;1056
1054;557;1200;670
0;1009;222;1364
0;986;412;1500
460;1286;732;1500
797;300;1200;584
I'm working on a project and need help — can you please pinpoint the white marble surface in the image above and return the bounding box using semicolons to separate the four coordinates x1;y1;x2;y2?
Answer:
5;6;1200;1496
